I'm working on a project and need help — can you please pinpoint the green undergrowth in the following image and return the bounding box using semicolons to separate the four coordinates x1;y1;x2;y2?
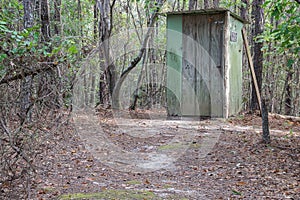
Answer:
60;189;158;200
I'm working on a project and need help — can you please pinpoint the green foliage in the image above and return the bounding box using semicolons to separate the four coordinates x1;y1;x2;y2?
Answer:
60;190;158;200
262;0;300;57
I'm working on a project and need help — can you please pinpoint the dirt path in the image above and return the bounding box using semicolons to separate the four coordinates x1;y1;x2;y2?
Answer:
4;110;297;199
61;110;300;199
73;112;223;174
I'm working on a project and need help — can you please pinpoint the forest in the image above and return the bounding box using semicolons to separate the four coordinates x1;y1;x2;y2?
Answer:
0;0;300;199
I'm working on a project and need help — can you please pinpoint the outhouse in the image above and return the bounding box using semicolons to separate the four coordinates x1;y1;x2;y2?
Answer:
166;9;245;118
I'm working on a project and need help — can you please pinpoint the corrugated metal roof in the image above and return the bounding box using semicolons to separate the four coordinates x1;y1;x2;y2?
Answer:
164;8;247;23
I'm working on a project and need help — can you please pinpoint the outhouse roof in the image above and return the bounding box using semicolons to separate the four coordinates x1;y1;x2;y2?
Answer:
165;8;248;24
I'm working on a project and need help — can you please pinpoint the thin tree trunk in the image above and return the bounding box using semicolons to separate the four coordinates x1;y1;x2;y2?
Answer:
204;0;210;8
21;0;34;122
251;0;264;111
213;0;219;8
295;65;300;116
262;99;270;144
23;0;34;29
285;69;293;115
240;0;248;20
182;0;186;10
94;2;98;39
41;0;50;42
54;0;61;35
112;2;162;109
129;53;147;110
189;0;197;10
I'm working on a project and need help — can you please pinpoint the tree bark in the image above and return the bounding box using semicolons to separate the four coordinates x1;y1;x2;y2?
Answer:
189;0;197;10
21;0;35;121
204;0;210;8
285;69;293;115
54;0;61;35
262;99;270;144
240;0;249;20
23;0;34;29
213;0;219;8
251;0;264;111
94;2;98;39
41;0;50;42
97;0;117;105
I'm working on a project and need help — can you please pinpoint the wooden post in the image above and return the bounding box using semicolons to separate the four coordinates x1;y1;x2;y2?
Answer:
241;27;262;112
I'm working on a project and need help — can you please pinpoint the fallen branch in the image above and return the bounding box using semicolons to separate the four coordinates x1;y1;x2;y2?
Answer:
0;64;55;85
0;119;36;173
269;113;300;123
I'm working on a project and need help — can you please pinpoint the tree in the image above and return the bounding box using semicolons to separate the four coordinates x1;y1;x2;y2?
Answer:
189;0;197;10
54;0;61;35
112;0;164;109
20;0;35;122
97;0;117;105
261;0;300;115
41;0;50;42
251;0;264;111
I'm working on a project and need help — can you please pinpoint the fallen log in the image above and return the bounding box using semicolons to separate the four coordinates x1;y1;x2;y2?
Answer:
269;113;300;122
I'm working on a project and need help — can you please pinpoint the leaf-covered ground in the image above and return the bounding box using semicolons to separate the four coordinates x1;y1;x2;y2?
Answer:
1;110;299;199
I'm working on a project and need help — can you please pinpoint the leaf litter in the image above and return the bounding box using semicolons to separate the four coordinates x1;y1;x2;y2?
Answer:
1;109;299;199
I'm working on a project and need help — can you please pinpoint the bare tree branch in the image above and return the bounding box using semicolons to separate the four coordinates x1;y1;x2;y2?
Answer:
112;1;163;108
0;64;55;85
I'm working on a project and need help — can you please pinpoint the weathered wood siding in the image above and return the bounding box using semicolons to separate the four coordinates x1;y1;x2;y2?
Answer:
166;10;244;118
228;16;243;116
182;14;224;117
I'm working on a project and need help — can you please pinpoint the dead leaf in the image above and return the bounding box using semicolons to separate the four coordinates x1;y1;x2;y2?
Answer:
236;181;247;186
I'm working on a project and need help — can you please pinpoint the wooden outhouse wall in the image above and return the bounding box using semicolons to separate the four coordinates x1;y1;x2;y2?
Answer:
227;15;244;116
166;10;244;118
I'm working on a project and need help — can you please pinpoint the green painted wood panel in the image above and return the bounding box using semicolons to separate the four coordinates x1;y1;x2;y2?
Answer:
228;16;243;116
182;14;224;117
166;15;182;116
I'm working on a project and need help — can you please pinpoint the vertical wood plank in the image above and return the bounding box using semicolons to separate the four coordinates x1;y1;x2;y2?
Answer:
182;15;198;116
166;15;183;116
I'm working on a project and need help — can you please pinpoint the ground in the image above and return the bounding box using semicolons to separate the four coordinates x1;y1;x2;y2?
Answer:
1;109;300;199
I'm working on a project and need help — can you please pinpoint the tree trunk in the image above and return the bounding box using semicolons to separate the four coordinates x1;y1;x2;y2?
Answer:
41;0;50;42
294;66;300;116
285;69;293;115
189;0;197;10
112;1;162;109
251;0;264;111
204;0;210;8
182;0;186;10
54;0;61;35
129;53;147;110
23;0;34;29
97;0;117;106
240;0;249;20
94;2;98;39
213;0;219;8
262;99;270;144
21;0;34;122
